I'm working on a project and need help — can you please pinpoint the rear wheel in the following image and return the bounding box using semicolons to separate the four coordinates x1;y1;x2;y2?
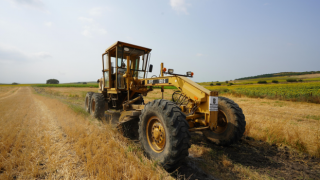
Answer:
203;96;246;146
90;93;106;120
139;99;191;170
85;92;94;113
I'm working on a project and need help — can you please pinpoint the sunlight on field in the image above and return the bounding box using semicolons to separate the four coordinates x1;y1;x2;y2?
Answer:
0;87;171;179
224;94;320;157
42;87;320;157
38;87;320;158
43;87;98;98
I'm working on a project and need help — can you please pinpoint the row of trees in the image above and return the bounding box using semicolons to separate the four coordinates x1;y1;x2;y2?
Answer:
46;79;88;84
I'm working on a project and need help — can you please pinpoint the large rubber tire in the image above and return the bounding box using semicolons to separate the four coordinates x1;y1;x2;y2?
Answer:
90;93;106;120
139;99;191;170
203;96;246;146
85;92;94;113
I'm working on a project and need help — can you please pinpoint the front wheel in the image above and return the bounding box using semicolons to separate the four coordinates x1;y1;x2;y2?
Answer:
203;96;246;146
90;93;106;120
139;99;191;170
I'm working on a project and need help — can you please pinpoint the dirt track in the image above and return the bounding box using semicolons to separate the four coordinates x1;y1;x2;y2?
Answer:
0;87;87;179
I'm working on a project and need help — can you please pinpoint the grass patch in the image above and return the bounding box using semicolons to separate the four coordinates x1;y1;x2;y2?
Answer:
67;103;89;117
32;84;98;88
305;115;320;120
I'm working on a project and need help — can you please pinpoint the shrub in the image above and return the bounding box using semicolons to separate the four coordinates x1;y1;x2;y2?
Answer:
286;79;297;82
216;83;221;85
83;82;87;84
210;83;214;86
257;81;267;84
12;82;19;85
46;79;59;84
227;83;233;86
225;81;229;84
298;79;303;82
272;80;279;83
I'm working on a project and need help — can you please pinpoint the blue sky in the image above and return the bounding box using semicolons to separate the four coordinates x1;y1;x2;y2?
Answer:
0;0;319;83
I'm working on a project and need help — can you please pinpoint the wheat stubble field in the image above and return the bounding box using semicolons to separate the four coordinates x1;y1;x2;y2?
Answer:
0;87;171;179
1;86;320;179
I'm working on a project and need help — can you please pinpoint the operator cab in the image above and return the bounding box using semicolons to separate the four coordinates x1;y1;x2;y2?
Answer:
101;41;152;91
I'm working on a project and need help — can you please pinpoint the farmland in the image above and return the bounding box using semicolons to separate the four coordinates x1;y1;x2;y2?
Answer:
0;87;171;179
205;82;320;103
199;73;320;85
1;84;320;179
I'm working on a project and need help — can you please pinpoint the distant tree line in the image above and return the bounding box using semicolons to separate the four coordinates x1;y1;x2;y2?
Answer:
236;71;320;80
46;79;59;84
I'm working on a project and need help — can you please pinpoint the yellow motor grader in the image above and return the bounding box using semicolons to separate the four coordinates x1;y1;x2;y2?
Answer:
85;41;246;170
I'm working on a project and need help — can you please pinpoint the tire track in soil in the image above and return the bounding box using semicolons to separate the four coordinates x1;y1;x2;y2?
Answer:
32;94;87;179
0;87;87;179
0;87;20;100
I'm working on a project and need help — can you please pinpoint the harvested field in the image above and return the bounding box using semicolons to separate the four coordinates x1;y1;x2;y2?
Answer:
0;87;172;179
24;87;320;179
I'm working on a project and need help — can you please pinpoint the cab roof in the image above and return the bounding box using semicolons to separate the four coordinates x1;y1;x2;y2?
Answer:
105;41;152;53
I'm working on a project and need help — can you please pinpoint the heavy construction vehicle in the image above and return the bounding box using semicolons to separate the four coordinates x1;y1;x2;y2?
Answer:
85;41;246;170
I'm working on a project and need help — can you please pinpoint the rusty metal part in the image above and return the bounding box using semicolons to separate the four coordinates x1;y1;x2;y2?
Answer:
211;110;228;134
118;110;141;123
123;96;142;110
127;96;142;105
186;113;204;120
189;127;209;132
180;105;186;112
146;116;166;153
194;119;207;126
91;98;96;112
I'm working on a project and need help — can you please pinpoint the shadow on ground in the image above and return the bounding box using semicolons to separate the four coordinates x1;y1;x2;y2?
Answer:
190;131;320;180
105;112;320;180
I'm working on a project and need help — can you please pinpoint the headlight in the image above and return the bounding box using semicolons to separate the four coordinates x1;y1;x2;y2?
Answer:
168;69;174;74
187;71;194;76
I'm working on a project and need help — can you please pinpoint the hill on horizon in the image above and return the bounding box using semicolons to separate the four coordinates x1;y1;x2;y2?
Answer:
236;71;320;80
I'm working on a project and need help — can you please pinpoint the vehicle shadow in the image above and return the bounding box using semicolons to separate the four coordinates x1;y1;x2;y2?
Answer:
190;131;320;180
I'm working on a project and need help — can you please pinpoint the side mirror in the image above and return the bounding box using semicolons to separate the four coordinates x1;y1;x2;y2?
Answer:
149;64;153;72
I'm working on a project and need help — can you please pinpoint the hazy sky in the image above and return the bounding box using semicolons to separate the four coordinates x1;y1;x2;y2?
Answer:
0;0;319;84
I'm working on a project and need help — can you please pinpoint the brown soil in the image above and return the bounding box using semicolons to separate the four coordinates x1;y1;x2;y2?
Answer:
191;132;320;179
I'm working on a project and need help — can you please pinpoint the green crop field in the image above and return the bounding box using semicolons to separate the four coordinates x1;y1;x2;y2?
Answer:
32;84;99;88
199;73;320;86
205;82;320;103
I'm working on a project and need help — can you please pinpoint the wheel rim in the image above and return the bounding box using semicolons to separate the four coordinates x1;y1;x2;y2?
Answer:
85;97;89;110
146;116;166;153
91;99;96;113
212;110;228;134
